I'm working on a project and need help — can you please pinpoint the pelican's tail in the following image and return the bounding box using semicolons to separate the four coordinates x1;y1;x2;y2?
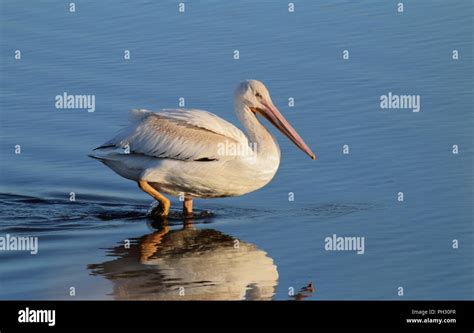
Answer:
88;154;105;161
88;146;149;182
88;145;120;162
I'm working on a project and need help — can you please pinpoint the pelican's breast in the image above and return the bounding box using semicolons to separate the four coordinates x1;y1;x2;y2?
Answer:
141;148;280;198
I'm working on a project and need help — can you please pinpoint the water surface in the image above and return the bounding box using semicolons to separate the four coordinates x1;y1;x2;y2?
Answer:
0;0;472;300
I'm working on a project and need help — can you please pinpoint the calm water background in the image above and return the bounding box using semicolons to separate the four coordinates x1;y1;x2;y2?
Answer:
0;0;472;300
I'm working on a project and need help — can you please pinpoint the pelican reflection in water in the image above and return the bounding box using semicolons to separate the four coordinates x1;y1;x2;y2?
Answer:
88;224;278;300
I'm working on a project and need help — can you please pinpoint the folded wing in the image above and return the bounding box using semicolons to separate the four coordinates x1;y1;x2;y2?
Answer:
94;109;249;161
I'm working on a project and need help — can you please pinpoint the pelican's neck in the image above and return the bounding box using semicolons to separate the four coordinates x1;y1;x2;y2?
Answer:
235;102;281;162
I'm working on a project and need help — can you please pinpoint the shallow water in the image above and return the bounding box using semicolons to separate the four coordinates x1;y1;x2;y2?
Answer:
0;1;472;300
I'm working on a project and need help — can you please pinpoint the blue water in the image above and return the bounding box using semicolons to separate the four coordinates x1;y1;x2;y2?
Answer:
0;0;472;300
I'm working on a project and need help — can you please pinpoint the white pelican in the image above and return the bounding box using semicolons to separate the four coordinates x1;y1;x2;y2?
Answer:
90;80;315;217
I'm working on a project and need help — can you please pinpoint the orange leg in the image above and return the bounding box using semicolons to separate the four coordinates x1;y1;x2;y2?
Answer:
183;197;193;217
138;180;170;217
140;226;170;263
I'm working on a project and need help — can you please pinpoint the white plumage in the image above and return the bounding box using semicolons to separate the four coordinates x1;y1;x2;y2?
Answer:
102;108;249;162
90;80;315;208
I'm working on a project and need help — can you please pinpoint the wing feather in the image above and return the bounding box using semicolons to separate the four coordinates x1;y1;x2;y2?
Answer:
96;109;249;161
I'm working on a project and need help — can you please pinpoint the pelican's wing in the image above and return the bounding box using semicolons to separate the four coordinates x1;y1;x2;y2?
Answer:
95;109;249;161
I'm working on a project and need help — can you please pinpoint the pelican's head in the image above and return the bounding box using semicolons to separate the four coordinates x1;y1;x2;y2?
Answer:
235;80;316;160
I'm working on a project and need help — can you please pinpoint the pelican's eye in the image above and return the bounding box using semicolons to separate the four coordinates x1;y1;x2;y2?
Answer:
255;92;262;98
